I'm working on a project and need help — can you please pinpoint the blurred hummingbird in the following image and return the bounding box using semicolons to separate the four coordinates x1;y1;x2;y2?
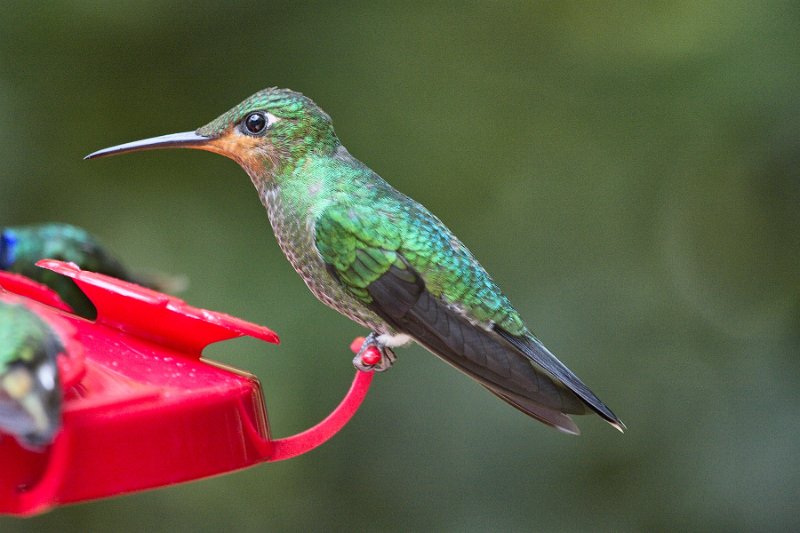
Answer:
86;88;624;434
1;223;185;318
0;300;62;449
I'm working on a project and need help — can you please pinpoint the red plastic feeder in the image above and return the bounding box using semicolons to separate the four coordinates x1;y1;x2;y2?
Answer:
0;260;374;516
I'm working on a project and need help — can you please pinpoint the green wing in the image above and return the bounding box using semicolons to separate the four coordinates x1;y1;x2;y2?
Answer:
314;204;404;304
314;202;525;332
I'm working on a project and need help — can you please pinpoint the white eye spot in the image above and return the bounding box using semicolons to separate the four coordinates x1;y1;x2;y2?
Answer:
242;112;281;136
37;363;56;391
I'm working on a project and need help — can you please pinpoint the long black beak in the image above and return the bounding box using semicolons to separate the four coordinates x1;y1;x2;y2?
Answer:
84;131;211;160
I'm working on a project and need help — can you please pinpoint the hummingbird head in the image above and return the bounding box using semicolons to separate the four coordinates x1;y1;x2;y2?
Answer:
85;88;340;183
0;303;63;450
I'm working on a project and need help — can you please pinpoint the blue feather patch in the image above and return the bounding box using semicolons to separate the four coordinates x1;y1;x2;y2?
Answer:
0;229;18;270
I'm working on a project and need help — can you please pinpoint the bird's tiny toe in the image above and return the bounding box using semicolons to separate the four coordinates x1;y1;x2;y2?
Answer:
351;334;397;373
371;347;396;373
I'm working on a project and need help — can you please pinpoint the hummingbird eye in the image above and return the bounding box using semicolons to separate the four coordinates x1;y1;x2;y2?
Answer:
242;112;269;136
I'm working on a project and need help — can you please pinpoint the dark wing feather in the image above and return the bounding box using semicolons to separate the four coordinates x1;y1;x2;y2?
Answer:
363;261;613;434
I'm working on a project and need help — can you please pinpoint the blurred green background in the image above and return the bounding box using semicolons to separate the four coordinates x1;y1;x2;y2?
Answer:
1;1;798;531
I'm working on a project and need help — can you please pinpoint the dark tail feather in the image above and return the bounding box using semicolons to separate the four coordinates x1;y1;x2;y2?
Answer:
495;328;625;432
482;385;580;435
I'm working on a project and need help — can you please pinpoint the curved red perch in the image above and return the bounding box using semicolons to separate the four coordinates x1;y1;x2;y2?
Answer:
271;369;372;462
0;261;374;516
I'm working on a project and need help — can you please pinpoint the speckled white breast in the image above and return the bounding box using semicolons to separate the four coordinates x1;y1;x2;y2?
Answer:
260;186;390;333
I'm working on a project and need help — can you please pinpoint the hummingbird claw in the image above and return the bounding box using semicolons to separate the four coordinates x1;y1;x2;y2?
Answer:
352;333;396;373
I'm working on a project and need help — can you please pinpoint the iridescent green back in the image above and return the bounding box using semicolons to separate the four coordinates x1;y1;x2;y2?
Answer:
0;223;131;317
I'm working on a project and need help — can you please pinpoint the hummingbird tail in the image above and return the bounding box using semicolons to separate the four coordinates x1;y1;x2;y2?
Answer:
481;385;580;434
495;329;625;432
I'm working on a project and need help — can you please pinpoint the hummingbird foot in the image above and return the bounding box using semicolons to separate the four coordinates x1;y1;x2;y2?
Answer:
352;332;396;373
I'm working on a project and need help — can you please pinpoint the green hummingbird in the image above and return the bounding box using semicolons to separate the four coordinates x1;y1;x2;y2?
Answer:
1;223;185;318
86;88;624;434
0;300;62;449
